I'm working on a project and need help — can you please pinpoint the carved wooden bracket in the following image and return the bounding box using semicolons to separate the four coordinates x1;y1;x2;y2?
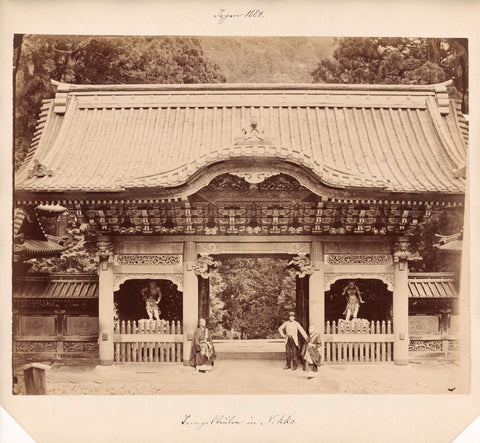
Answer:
393;239;422;263
96;237;114;262
288;254;314;278
192;255;222;279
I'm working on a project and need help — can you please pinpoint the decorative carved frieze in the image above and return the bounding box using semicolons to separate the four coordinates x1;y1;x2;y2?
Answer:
113;273;183;292
408;340;443;351
259;174;301;190
327;254;392;265
70;199;438;237
64;341;99;352
116;254;182;266
325;272;394;291
16;341;56;352
207;174;249;191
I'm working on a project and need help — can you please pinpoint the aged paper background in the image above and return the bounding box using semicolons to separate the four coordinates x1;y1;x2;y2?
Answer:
0;0;479;441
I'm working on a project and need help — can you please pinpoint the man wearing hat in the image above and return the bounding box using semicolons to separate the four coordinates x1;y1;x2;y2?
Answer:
278;312;308;370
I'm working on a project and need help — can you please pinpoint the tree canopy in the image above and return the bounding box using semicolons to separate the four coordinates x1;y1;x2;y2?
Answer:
14;35;226;169
311;37;468;112
209;258;296;339
200;36;334;83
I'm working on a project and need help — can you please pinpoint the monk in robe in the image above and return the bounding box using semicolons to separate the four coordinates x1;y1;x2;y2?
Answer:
301;325;323;378
189;318;216;373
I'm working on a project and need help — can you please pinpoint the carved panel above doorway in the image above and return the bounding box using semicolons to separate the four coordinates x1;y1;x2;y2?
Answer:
324;272;394;291
115;254;182;266
326;254;392;265
113;273;184;292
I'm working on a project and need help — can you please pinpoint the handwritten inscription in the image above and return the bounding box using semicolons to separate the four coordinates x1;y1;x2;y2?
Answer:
214;8;264;24
181;414;295;430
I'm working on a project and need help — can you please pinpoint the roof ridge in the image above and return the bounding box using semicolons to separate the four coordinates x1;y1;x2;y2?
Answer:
51;79;454;94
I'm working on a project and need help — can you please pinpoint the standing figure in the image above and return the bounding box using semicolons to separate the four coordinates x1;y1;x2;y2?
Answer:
342;281;365;321
142;281;162;321
301;325;323;378
278;312;308;371
189;318;216;373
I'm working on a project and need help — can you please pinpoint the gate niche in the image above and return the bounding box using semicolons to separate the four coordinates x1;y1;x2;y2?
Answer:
324;279;394;363
113;279;183;363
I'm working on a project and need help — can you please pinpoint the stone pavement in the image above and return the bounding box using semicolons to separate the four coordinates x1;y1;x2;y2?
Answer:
13;358;468;395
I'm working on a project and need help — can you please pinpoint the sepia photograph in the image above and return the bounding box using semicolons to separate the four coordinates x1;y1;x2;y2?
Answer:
11;35;469;397
1;2;479;440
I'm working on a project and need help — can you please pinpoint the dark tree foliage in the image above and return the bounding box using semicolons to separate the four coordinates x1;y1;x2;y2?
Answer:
14;35;226;169
408;208;465;273
209;258;296;339
311;37;468;111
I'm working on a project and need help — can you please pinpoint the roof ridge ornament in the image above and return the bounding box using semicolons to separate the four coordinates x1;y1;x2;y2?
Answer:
234;116;274;146
27;160;53;179
230;171;279;184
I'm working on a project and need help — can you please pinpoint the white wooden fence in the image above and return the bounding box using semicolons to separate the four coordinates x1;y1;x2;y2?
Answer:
324;320;393;363
113;319;183;363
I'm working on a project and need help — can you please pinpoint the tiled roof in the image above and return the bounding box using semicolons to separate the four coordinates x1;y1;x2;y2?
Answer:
14;207;67;256
21;239;66;255
408;273;458;298
437;240;463;253
13;274;98;298
15;81;467;196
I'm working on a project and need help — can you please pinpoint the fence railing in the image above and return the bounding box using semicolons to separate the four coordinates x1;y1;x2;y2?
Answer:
324;320;393;363
113;319;183;363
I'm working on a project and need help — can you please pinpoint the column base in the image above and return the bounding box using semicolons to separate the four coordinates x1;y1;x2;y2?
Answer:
394;359;409;365
99;359;114;366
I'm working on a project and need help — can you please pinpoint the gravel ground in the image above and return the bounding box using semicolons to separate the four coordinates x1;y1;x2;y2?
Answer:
12;358;467;395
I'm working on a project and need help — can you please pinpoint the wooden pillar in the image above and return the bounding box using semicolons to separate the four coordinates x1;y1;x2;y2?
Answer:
98;254;114;366
183;241;198;363
295;276;308;330
309;241;325;334
393;260;409;365
198;277;210;320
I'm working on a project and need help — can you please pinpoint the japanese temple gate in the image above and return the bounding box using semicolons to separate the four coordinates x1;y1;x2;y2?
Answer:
14;81;467;366
96;236;403;364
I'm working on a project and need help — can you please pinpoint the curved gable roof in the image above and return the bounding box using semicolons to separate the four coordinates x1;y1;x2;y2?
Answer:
15;81;467;197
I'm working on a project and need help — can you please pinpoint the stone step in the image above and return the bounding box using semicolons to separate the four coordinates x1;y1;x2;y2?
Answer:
213;339;285;360
216;351;284;360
